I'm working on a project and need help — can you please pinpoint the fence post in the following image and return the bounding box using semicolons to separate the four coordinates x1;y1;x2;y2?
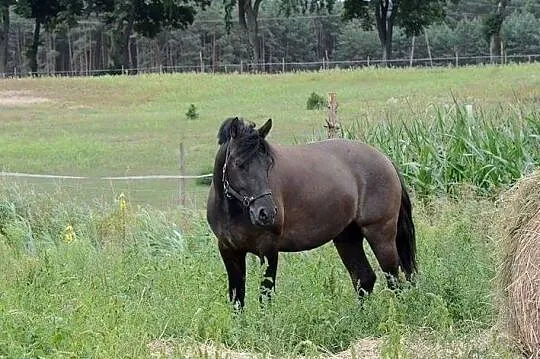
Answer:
424;28;433;67
179;143;187;206
409;35;415;67
325;50;329;69
282;58;285;72
240;60;243;74
326;92;339;139
199;51;204;73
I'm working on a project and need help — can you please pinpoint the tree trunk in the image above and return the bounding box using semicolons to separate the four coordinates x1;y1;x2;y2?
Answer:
122;14;134;71
375;0;395;67
489;0;509;64
0;3;9;75
29;18;41;76
240;0;262;71
111;3;135;72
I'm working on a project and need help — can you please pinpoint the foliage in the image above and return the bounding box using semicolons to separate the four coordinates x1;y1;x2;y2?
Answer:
342;0;458;61
334;20;381;61
14;0;83;73
195;167;213;186
3;0;540;73
342;104;540;198
87;0;210;69
502;10;540;55
185;103;199;120
0;185;509;357
306;91;327;110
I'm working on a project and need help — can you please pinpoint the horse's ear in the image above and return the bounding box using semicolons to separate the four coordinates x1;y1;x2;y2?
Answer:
229;117;241;139
258;118;272;138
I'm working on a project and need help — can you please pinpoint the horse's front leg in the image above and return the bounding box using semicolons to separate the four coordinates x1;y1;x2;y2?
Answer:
259;251;278;304
219;241;247;309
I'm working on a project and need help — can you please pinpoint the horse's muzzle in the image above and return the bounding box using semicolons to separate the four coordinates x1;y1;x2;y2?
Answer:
250;205;277;227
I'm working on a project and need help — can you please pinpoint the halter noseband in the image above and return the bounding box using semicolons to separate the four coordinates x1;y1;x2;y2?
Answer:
222;146;272;208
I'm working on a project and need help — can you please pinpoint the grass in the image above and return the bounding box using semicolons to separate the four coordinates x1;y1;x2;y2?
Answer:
1;64;539;207
0;186;514;358
0;65;537;357
341;103;540;197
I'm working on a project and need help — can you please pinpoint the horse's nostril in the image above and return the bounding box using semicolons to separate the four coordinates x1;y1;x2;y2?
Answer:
259;208;268;220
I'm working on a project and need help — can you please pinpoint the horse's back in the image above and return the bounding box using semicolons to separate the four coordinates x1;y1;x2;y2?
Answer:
276;139;402;225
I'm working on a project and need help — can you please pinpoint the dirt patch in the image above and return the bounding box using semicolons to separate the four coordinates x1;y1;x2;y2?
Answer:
0;90;51;106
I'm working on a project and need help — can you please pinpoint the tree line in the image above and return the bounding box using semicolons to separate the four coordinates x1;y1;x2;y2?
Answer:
0;0;539;75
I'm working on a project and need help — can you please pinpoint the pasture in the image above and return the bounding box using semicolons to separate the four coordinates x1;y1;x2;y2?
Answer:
0;64;539;358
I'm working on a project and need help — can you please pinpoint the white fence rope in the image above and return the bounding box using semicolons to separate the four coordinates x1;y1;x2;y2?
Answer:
0;172;213;180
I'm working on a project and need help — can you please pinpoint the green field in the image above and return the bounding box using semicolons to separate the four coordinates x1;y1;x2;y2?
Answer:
1;64;539;206
0;65;539;358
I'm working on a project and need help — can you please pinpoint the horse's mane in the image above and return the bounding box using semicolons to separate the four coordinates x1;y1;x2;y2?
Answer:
217;117;273;165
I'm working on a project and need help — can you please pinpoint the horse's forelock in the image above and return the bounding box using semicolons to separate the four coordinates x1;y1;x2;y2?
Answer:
217;117;272;164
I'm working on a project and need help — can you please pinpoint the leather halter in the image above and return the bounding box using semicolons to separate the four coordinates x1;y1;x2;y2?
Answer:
222;145;272;208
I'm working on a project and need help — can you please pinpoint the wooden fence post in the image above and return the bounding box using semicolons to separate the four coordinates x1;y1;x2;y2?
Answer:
179;143;187;206
326;92;340;139
199;51;204;73
409;35;415;67
424;28;433;67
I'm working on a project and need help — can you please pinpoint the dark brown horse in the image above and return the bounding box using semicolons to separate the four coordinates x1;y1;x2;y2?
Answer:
207;117;416;308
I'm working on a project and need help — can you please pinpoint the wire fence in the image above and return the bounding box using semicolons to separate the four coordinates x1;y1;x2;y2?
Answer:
1;54;539;78
0;171;214;209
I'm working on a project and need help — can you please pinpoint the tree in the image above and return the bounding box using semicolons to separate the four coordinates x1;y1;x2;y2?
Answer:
14;0;83;75
343;0;457;65
483;0;510;63
88;0;210;71
223;0;264;68
0;0;13;74
224;0;334;69
502;9;540;55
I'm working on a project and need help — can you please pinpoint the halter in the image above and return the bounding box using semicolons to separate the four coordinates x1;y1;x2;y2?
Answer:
222;145;272;208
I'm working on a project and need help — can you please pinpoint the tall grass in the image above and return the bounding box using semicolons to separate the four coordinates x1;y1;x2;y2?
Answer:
0;186;511;358
342;103;539;197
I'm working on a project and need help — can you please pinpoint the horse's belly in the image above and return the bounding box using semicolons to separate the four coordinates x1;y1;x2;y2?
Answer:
278;213;352;252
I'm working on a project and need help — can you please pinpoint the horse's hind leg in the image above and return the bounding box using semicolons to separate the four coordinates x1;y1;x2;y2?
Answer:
362;219;400;291
334;224;376;297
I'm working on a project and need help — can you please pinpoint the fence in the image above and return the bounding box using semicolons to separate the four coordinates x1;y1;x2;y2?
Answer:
1;54;539;78
0;171;213;209
0;93;342;209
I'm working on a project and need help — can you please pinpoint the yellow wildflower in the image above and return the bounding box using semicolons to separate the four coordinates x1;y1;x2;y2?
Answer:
119;193;127;212
64;225;75;243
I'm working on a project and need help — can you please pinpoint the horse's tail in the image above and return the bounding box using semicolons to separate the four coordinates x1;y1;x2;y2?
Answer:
394;166;417;280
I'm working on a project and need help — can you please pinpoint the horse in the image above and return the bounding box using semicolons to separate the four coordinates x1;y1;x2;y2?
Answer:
206;117;416;308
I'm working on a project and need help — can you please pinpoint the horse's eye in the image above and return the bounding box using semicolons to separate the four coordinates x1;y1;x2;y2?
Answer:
238;162;249;170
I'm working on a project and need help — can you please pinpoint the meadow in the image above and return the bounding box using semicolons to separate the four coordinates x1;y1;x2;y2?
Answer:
1;64;539;206
0;64;539;358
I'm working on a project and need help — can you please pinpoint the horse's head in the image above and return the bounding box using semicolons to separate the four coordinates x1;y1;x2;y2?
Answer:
218;117;277;227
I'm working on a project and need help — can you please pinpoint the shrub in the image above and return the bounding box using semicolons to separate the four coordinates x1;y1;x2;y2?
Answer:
306;92;327;110
186;104;199;120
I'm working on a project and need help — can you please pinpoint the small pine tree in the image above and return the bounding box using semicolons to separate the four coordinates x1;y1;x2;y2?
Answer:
186;104;199;120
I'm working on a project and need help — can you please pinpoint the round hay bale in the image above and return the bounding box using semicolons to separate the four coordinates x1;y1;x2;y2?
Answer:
499;170;540;358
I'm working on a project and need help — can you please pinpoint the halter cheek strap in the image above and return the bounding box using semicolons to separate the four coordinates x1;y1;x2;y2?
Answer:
222;147;272;208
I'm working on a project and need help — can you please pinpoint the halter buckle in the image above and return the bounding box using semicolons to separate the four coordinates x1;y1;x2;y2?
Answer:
242;196;254;207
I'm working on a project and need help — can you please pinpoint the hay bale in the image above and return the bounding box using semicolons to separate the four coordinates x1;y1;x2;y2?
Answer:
499;170;540;358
